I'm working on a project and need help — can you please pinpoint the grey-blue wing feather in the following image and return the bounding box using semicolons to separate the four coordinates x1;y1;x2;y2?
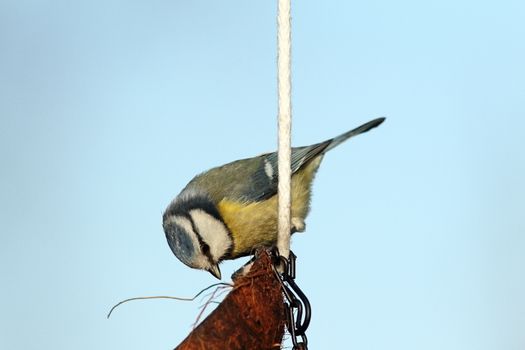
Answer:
247;141;330;201
246;117;385;201
187;118;384;203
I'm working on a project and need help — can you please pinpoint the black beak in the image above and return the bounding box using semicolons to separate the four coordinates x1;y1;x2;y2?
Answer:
207;264;221;279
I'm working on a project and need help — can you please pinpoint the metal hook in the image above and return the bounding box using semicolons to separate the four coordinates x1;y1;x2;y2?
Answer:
274;250;311;349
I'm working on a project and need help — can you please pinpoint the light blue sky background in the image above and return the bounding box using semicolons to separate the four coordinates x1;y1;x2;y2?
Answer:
1;1;524;349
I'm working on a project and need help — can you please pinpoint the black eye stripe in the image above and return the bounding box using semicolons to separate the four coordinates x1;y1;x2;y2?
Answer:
186;214;214;262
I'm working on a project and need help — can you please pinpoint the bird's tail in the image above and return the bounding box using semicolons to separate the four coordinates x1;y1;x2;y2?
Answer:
324;117;385;153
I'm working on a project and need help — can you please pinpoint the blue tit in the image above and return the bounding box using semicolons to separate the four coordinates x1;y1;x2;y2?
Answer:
163;117;385;279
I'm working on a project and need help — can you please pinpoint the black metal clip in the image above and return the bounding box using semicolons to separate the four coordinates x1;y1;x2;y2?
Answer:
275;250;311;350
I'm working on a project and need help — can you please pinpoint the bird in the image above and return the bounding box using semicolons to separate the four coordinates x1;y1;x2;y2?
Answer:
163;117;385;279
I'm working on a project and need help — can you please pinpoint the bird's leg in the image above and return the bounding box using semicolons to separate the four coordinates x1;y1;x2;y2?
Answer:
291;217;306;234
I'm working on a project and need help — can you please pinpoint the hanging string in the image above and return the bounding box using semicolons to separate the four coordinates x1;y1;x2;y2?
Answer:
277;0;292;259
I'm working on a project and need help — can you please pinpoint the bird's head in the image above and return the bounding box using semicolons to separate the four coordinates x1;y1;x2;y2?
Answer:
162;192;232;279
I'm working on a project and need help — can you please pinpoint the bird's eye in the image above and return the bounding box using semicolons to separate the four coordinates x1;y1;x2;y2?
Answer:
201;243;210;255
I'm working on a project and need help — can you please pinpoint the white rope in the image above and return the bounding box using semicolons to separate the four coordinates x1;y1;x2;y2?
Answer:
277;0;292;259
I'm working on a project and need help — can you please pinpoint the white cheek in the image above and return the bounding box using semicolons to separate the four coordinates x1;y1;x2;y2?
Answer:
189;209;232;261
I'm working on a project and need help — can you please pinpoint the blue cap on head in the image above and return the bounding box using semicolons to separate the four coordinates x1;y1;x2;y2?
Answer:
163;219;197;268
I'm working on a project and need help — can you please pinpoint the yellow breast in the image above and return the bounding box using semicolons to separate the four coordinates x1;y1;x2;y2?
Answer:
217;156;322;257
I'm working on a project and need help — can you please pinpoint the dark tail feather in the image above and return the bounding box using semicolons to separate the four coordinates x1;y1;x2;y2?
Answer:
324;117;385;152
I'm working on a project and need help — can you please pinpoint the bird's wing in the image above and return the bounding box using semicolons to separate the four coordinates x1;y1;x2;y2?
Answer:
185;141;329;204
238;141;330;202
186;118;385;204
251;117;385;199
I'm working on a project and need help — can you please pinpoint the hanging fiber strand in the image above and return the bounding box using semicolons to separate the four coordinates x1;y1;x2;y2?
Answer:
277;0;292;259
